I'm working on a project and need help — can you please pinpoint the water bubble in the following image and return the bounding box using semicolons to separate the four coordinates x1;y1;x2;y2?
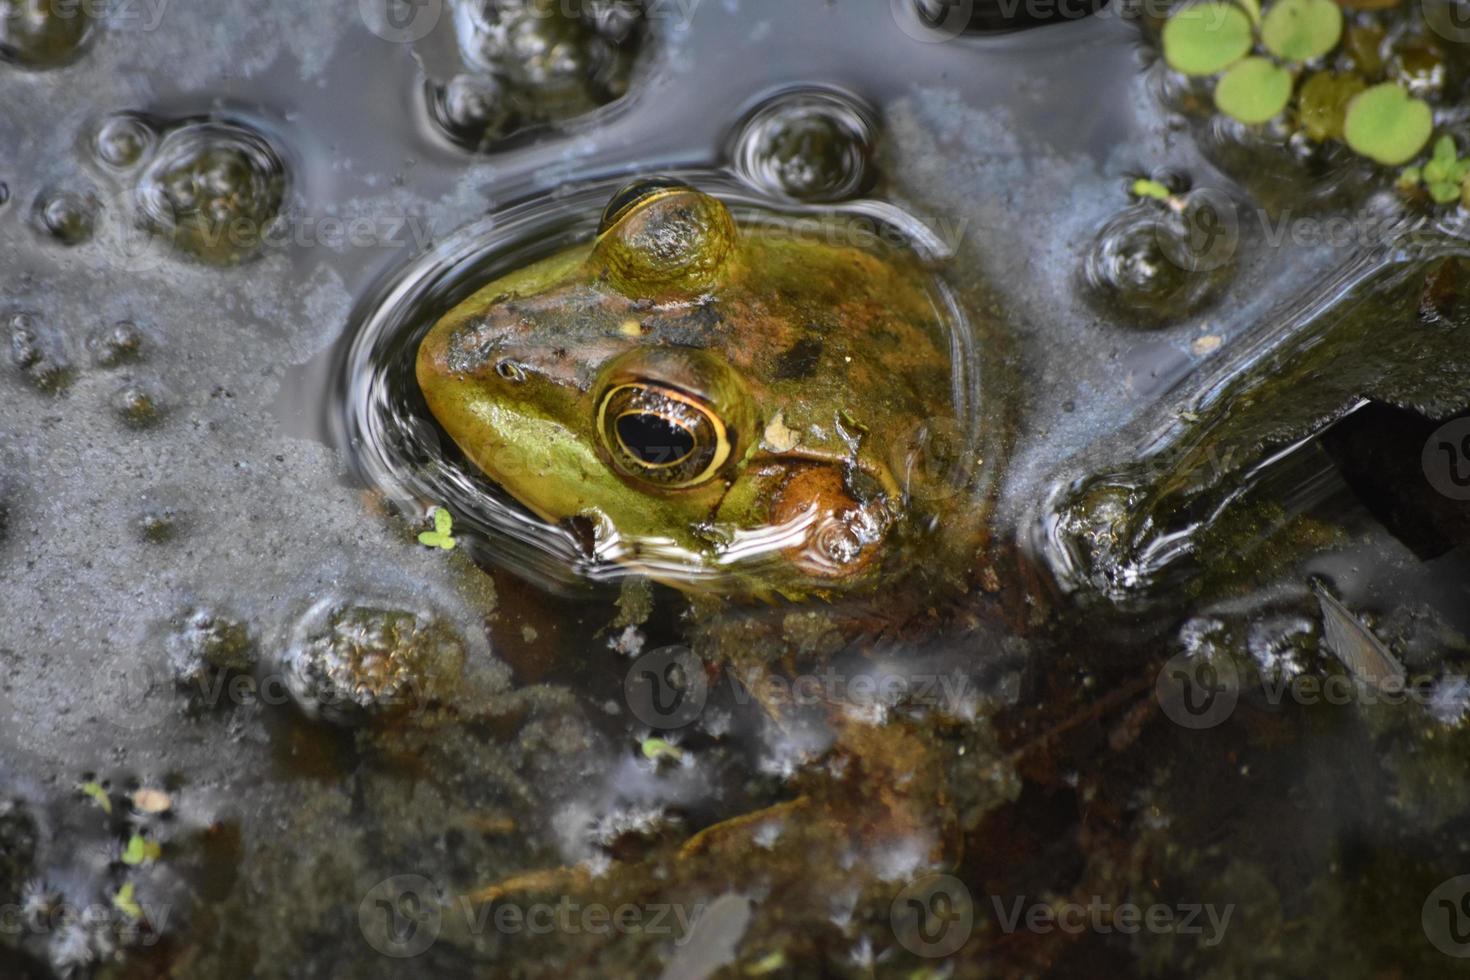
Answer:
134;119;288;265
427;74;521;150
31;187;99;245
279;598;466;726
1083;202;1234;325
7;312;72;393
436;0;646;149
0;0;95;68
111;381;165;429
92;113;157;171
732;90;876;202
87;320;146;367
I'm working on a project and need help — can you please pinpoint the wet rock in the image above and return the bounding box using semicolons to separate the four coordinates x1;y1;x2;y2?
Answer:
279;599;467;726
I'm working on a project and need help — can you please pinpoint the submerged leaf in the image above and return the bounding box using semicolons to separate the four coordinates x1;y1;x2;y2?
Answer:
1215;57;1293;124
121;833;162;866
1163;3;1255;76
112;882;143;920
1314;581;1405;689
78;781;112;813
1297;71;1365;142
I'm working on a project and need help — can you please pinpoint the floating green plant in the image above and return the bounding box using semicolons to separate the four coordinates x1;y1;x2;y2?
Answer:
121;832;162;866
1260;0;1341;62
1163;2;1255;76
1399;136;1470;204
112;882;143;920
1159;0;1434;165
1130;177;1174;201
418;506;457;551
1344;82;1434;165
1216;57;1293;123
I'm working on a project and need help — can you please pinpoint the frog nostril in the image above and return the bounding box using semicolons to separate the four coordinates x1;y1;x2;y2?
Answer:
495;360;525;382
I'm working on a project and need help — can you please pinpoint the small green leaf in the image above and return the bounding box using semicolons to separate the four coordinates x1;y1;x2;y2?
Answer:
1434;135;1456;164
78;781;112;814
1429;182;1462;204
418;507;456;551
641;737;684;762
112;882;142;920
1131;178;1173;201
1261;0;1343;63
1398;166;1422;189
1215;57;1294;124
1344;83;1434;165
1236;0;1262;25
1162;3;1255;77
121;833;162;866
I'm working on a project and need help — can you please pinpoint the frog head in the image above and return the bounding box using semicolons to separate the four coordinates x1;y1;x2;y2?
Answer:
416;178;964;595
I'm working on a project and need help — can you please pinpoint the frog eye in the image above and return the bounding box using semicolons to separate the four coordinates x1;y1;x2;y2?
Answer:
599;177;694;234
597;383;730;489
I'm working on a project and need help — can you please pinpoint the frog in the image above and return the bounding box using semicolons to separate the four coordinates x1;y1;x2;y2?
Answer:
416;177;979;598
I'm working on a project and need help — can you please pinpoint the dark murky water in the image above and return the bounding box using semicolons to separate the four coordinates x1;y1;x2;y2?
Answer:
3;0;1470;977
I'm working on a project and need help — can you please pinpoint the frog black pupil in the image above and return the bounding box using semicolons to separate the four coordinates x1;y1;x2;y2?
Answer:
617;412;695;466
